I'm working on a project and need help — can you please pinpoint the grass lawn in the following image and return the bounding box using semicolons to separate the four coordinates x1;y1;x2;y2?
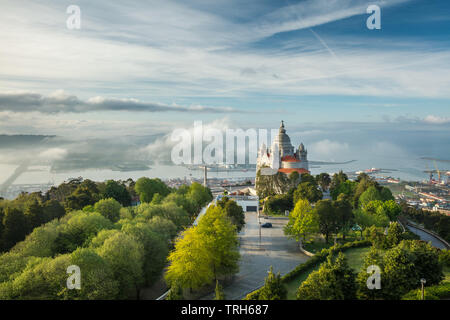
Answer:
284;246;372;300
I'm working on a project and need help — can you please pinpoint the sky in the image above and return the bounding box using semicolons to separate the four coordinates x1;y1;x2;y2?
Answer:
0;0;449;172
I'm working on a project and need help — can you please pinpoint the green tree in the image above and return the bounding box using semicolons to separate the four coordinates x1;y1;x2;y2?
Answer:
316;173;331;191
65;247;120;299
382;240;443;299
333;194;354;240
93;198;122;222
264;193;293;215
356;246;384;300
297;252;356;300
198;206;240;280
383;200;401;221
359;186;383;209
42;200;65;222
330;171;348;199
216;197;245;232
148;216;178;242
187;182;213;212
386;222;403;247
65;180;100;211
54;211;113;254
2;207;29;251
293;182;322;205
135;177;170;203
258;266;287;300
101;180;131;206
24;198;44;230
121;221;168;285
314;200;338;243
165;227;214;291
284;199;318;243
96;231;145;299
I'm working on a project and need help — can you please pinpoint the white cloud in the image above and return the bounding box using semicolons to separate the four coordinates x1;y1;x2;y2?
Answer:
309;139;349;158
38;148;68;161
423;115;450;124
2;0;448;101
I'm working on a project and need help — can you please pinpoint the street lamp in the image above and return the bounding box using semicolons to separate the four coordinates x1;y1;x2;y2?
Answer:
420;278;426;300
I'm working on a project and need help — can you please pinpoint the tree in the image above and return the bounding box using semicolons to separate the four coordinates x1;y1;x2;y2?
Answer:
314;200;338;243
164;193;196;218
284;199;318;243
354;208;390;230
386;222;403;247
165;227;214;291
93;198;122;222
2;207;29;251
330;171;348;199
297;252;356;300
66;247;120;299
293;182;322;205
54;211;113;254
382;240;443;299
356;246;384;300
258;266;287;300
359;186;383;209
333;194;354;240
316;173;331;191
187;182;213;212
96;231;145;299
331;180;357;201
264;193;293;216
42;200;65;222
65;180;100;211
135;177;170;203
382;200;401;221
24;199;44;230
353;177;379;208
148;216;178;242
197;206;240;280
214;280;226;300
216;197;245;232
101;180;131;206
121;221;168;286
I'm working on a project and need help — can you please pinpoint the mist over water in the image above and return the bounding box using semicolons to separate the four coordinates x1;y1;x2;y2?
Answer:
0;120;448;189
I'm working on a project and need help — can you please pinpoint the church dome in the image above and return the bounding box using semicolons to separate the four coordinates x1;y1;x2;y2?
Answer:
275;121;294;156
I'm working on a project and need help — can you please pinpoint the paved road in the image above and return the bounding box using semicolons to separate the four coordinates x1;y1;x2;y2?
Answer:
406;225;448;249
201;212;310;300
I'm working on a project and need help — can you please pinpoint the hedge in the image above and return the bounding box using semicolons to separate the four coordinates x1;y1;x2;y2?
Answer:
402;282;450;300
244;240;371;300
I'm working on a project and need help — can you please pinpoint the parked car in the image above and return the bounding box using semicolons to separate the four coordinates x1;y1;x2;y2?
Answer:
261;222;272;228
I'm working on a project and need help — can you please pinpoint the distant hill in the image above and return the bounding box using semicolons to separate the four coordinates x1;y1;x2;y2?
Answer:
0;134;56;148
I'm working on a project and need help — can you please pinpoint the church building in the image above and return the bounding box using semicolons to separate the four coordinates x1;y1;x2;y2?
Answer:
257;121;309;175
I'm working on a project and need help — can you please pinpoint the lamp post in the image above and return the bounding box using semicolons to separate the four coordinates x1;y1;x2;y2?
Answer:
420;278;426;300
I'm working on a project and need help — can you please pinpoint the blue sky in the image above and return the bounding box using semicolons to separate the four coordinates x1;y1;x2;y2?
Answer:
0;0;449;167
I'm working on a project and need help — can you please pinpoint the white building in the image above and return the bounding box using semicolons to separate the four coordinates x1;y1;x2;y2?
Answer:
257;120;310;175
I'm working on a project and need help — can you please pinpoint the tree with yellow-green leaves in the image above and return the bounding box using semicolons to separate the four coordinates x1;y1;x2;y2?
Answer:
197;205;240;280
284;199;319;243
165;205;240;292
165;227;214;291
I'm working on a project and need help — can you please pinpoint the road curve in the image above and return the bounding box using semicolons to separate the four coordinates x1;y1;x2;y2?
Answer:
406;225;448;250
